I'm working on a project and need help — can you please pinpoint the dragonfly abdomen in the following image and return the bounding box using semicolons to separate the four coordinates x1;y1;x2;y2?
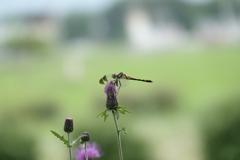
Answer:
127;77;153;83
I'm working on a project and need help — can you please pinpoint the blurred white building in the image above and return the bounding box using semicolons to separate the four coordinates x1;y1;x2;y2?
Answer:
124;5;240;51
22;13;60;42
193;18;240;46
124;7;188;51
0;12;59;45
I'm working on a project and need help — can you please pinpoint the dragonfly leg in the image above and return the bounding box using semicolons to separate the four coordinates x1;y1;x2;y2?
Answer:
119;80;122;88
117;80;122;93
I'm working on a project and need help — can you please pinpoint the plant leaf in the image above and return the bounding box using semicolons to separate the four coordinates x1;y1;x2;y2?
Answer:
120;127;127;134
105;109;112;116
113;109;120;119
50;130;70;147
104;114;110;122
97;109;109;117
118;106;127;109
123;109;131;114
70;134;86;146
117;109;125;114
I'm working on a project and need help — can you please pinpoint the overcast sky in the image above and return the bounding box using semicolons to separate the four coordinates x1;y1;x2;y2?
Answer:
0;0;120;17
0;0;211;18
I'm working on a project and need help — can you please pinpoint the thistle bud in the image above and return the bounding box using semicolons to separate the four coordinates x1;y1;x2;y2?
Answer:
81;132;90;142
64;118;74;133
104;81;118;109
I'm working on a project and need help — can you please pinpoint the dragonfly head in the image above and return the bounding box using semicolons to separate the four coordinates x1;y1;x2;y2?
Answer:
111;73;117;79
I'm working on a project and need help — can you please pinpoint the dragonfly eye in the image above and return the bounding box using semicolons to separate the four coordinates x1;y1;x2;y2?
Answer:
112;74;117;79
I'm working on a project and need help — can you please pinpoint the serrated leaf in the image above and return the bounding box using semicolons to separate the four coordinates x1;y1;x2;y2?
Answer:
97;109;109;117
70;138;79;146
113;109;120;119
50;130;70;147
70;134;86;146
105;109;112;116
118;106;127;109
120;127;127;134
123;109;131;114
104;114;110;122
117;109;125;114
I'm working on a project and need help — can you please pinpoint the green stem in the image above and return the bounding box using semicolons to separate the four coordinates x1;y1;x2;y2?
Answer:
67;133;72;160
84;142;88;160
112;110;123;160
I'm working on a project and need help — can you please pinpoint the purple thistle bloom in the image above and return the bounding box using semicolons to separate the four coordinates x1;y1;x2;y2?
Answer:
104;81;118;109
75;142;102;160
104;81;117;98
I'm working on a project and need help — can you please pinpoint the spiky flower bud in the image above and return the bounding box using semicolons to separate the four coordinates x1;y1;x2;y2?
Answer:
81;132;90;142
104;81;118;109
64;118;74;133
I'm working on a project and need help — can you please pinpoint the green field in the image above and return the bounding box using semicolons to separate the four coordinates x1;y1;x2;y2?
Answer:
1;45;240;160
1;46;239;108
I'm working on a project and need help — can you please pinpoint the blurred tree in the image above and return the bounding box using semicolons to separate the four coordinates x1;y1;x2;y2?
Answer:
5;36;49;53
104;2;126;39
61;0;240;40
63;13;91;40
203;93;240;160
0;113;35;160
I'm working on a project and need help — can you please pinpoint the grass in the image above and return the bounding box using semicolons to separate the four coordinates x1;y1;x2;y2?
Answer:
0;45;240;160
0;46;240;110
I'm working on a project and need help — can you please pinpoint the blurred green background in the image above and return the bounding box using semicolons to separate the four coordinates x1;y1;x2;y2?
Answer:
1;0;240;160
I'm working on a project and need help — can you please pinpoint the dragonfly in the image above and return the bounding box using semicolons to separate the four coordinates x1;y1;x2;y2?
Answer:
99;72;152;90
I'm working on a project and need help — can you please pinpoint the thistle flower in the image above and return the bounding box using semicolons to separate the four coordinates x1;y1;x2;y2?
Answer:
80;132;90;142
64;118;74;133
75;142;102;160
104;81;118;109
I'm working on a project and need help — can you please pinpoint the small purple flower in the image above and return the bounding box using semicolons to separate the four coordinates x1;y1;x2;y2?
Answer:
104;81;117;98
64;118;73;133
75;142;102;160
104;81;118;109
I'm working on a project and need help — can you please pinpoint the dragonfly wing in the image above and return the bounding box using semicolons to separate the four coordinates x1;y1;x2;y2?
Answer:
99;73;129;88
118;79;129;88
99;78;105;84
106;74;115;81
99;74;117;85
99;75;109;84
